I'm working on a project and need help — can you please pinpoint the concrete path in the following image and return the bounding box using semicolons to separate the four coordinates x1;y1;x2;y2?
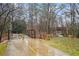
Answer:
29;39;69;56
4;34;69;56
4;34;28;56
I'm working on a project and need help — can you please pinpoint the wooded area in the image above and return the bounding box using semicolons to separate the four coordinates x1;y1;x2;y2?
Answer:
0;3;79;42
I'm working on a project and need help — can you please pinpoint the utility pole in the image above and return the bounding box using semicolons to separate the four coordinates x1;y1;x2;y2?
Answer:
47;3;51;34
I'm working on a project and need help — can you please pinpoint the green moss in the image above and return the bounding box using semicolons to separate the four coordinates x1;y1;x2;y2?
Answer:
0;43;7;55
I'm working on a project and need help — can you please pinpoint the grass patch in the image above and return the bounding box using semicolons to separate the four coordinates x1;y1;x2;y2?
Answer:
43;37;79;56
0;41;8;55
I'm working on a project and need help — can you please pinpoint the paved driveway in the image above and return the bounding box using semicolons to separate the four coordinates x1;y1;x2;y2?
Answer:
4;34;69;56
